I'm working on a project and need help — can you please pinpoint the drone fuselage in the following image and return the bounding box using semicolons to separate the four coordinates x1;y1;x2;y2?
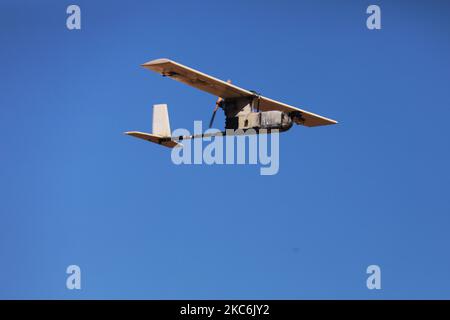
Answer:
223;98;298;133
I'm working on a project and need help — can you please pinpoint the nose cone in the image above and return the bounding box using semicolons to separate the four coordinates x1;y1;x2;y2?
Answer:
282;114;293;131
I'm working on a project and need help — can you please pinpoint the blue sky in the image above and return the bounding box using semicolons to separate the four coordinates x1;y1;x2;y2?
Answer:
1;0;450;299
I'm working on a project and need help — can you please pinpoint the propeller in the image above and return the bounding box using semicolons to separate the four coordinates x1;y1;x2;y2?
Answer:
208;79;231;128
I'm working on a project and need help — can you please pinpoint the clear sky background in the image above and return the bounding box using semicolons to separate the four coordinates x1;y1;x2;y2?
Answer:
1;0;450;299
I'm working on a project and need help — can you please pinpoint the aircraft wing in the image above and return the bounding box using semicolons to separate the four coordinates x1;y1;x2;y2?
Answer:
257;96;337;127
142;58;252;99
142;58;337;127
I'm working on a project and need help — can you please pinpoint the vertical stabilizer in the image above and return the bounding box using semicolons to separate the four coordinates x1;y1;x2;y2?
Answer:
152;104;171;137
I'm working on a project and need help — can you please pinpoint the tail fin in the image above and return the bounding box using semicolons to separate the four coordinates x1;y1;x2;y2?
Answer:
125;103;182;148
152;104;171;137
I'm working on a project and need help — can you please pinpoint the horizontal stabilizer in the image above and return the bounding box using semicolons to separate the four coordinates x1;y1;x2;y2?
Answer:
125;131;182;148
